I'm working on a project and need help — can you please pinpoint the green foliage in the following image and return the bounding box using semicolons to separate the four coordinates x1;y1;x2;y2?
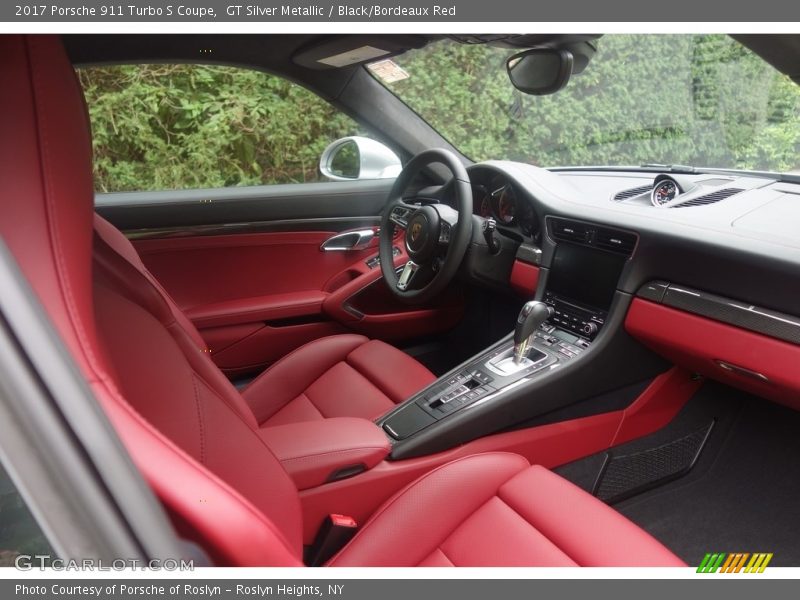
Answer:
0;465;52;566
387;34;800;172
80;35;800;193
79;65;360;192
328;140;361;178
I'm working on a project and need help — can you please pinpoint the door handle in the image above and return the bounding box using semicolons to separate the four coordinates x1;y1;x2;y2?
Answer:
320;229;378;252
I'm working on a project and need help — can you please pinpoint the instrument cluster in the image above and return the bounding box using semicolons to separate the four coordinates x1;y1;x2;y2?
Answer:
472;173;538;239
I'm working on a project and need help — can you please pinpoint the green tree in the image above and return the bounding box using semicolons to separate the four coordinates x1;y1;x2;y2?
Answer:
78;65;361;192
79;35;800;193
387;34;800;172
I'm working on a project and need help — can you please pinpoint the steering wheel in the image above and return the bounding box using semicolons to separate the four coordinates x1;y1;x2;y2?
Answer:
379;148;473;304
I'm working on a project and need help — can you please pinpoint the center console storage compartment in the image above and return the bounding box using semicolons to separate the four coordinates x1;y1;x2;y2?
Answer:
259;417;390;490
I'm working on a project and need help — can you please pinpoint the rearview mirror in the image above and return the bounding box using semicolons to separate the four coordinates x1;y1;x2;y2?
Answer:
319;136;402;181
507;49;574;96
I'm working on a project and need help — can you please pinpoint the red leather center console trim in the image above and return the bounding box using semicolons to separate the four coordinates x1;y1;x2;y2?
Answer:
259;418;391;491
626;297;800;410
510;260;540;297
298;367;698;544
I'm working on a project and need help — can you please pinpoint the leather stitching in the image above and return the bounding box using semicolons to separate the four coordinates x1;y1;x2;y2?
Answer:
28;37;101;375
191;374;207;464
189;299;326;325
304;362;394;419
266;393;324;425
327;452;527;565
434;546;456;567
496;489;580;565
279;446;388;463
245;335;367;420
345;342;434;405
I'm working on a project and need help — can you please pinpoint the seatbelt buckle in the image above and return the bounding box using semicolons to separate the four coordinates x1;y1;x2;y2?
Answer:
305;514;358;567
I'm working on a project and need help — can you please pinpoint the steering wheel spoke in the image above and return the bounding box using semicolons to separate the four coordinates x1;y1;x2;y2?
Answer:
379;149;472;304
396;260;420;291
438;220;452;245
389;202;416;230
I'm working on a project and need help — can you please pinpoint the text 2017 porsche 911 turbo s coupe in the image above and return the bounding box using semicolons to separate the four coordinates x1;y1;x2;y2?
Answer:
0;33;799;567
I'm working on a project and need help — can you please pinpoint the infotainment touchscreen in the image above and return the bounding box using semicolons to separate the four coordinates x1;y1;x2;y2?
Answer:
548;243;626;311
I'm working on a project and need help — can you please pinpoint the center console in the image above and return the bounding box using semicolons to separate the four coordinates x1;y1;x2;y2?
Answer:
543;238;628;339
380;217;637;448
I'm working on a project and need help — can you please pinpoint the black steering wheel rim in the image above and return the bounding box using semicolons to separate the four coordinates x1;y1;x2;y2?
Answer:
379;148;473;304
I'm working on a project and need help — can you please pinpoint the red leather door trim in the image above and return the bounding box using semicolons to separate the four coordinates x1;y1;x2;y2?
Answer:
321;242;463;341
185;290;328;329
134;231;464;371
133;231;376;309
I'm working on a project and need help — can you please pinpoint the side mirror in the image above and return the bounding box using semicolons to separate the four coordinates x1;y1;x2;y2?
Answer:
319;136;402;182
507;49;574;96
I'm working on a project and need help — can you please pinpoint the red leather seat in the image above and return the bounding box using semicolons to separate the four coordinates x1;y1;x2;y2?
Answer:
330;455;684;566
0;35;685;567
242;334;437;426
93;211;436;429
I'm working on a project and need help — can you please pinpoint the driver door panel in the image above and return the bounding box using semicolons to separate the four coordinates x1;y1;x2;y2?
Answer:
98;182;465;377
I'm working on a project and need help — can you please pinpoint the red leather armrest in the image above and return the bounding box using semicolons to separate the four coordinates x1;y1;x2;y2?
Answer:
185;290;327;328
259;418;391;491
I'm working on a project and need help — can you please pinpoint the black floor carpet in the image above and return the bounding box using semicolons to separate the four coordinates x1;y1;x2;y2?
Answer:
556;382;800;566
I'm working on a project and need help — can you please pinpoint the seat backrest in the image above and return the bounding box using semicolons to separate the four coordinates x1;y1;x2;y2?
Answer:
93;216;261;429
0;34;303;566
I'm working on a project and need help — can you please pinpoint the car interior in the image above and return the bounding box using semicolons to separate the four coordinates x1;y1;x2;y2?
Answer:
1;33;799;567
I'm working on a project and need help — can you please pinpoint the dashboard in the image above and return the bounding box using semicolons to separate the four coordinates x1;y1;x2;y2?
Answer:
455;161;800;315
442;160;800;411
382;156;800;457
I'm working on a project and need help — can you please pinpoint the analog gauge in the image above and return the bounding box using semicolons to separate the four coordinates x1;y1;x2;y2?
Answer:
473;186;492;218
651;179;680;206
491;182;517;224
497;185;517;225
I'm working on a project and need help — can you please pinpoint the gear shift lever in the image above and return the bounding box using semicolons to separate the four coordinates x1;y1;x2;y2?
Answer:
513;301;553;364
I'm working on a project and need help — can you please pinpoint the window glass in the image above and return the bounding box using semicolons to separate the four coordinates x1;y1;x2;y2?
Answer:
78;65;364;192
0;461;53;566
373;35;800;173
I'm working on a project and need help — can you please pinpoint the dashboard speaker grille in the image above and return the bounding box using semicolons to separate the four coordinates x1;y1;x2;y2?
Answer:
671;187;744;208
613;185;652;201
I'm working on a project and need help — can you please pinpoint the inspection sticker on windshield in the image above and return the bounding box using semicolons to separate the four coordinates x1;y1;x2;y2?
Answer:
318;46;390;68
367;59;410;83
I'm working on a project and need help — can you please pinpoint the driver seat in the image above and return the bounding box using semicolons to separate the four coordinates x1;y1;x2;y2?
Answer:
93;198;436;431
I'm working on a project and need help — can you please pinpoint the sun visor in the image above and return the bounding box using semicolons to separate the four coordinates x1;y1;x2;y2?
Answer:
292;35;427;70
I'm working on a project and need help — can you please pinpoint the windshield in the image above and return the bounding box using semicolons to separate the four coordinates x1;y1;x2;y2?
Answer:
371;35;800;173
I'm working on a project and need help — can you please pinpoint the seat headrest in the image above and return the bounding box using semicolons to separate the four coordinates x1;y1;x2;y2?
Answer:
0;35;100;374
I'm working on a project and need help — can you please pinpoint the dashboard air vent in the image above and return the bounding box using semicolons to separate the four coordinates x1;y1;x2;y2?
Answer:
549;218;637;257
550;219;591;244
613;184;652;201
671;188;744;208
594;228;638;256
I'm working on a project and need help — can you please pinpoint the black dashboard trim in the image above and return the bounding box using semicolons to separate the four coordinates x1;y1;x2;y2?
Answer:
637;281;800;345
